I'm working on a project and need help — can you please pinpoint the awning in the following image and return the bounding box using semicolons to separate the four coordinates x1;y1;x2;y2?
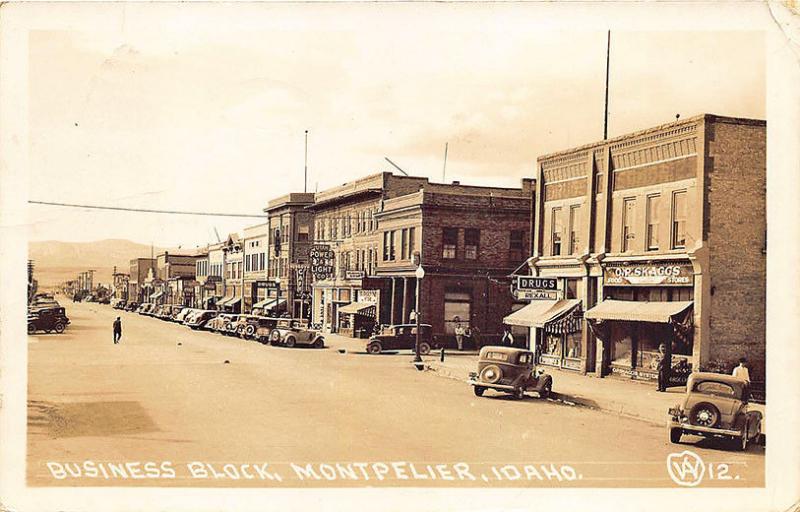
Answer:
225;297;241;307
253;298;272;309
216;295;234;307
503;299;581;328
584;300;693;323
264;299;286;313
150;291;163;300
338;301;375;315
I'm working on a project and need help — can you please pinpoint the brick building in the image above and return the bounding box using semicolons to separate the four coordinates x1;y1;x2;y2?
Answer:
512;114;765;385
366;180;534;344
128;258;156;304
264;193;315;319
241;222;270;314
152;252;198;306
309;172;430;332
217;234;243;313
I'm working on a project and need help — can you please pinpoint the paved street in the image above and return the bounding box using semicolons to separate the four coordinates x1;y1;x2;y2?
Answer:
28;302;764;488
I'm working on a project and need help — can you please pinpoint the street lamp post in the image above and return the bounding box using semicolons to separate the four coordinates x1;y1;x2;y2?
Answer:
413;264;425;369
275;276;282;316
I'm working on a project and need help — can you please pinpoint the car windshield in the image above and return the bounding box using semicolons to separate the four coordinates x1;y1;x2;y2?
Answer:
694;381;738;398
483;351;508;362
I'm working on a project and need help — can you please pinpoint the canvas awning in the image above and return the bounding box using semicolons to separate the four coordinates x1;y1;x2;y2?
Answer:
150;291;163;300
225;297;241;307
263;299;286;313
253;298;272;309
503;299;581;328
338;302;375;315
584;300;693;324
216;295;234;307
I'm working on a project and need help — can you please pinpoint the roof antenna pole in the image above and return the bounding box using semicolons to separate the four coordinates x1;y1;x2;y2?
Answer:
604;30;611;140
304;130;309;193
384;157;409;176
442;142;448;182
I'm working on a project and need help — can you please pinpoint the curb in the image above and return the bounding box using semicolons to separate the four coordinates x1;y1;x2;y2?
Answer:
424;362;665;427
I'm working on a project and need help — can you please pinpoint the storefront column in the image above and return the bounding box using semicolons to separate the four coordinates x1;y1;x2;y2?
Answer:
390;278;396;325
401;277;409;322
690;248;711;371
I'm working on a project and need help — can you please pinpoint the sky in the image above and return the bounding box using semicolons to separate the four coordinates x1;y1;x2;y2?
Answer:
26;8;765;248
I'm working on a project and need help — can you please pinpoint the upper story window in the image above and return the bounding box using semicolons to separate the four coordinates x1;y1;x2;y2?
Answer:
443;228;458;259
622;198;636;252
297;225;310;242
408;227;416;261
464;228;479;260
671;190;688;249
568;205;580;255
646;194;661;251
401;229;409;260
551;208;563;256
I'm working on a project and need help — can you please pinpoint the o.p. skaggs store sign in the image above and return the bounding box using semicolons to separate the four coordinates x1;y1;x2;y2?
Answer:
603;263;694;287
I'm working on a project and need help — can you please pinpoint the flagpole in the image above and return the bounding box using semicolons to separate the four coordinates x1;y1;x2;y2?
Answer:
604;30;611;140
304;130;308;193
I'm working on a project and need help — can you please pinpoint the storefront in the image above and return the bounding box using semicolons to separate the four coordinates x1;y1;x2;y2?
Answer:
337;302;377;338
586;261;695;383
503;299;583;370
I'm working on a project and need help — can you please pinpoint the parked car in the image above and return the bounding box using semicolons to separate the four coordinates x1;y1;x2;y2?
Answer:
366;324;433;355
231;315;266;339
124;301;139;312
668;372;763;450
204;313;240;333
111;299;127;310
269;318;324;348
469;346;553;400
135;303;151;314
28;306;70;334
253;317;282;343
155;305;178;320
173;307;197;323
184;310;218;330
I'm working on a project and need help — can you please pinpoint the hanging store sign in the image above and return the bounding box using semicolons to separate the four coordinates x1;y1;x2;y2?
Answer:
310;245;335;281
345;270;365;280
514;276;560;301
357;289;379;305
603;263;694;286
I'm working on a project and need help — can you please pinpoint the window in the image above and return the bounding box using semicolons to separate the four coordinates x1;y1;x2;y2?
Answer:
565;278;579;299
383;232;390;261
646;194;660;251
464;228;479;260
551;208;563;256
389;231;396;261
671;191;687;249
401;229;409;260
408;227;416;260
595;174;604;193
297;225;310;242
622;198;636;252
510;230;524;251
443;228;458;259
568;205;580;255
259;253;265;271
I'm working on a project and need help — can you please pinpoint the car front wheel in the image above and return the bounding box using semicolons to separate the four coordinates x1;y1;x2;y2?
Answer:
419;342;431;355
27;323;35;334
284;336;297;348
367;342;382;354
54;323;65;334
313;337;324;349
538;379;552;400
473;386;485;397
669;427;682;444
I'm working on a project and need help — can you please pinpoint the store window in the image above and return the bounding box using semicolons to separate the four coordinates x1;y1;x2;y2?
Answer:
551;207;563;256
443;228;458;259
646;194;660;251
672;191;687;249
543;334;562;357
622;198;636;252
444;290;471;334
565;332;581;358
464;228;479;260
569;205;580;254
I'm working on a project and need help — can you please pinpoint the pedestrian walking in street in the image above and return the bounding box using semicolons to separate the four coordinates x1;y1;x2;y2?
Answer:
113;317;122;344
501;327;514;347
657;343;670;392
454;323;465;351
732;357;751;383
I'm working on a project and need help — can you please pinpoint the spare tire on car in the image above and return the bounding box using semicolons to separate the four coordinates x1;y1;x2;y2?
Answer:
479;364;503;384
689;402;721;428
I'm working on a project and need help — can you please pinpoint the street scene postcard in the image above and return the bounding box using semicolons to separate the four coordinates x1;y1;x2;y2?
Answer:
1;2;799;512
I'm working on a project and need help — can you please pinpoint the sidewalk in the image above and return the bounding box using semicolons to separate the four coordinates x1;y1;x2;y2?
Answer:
323;334;765;430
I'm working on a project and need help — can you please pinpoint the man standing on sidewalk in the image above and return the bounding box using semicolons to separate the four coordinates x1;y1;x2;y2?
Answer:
454;323;465;351
113;317;122;344
732;357;751;383
657;343;670;392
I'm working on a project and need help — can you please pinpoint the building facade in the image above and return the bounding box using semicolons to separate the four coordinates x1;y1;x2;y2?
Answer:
128;258;156;304
264;193;316;319
241;222;270;314
154;252;198;306
309;172;430;333
112;269;130;301
368;180;534;344
516;114;765;385
218;234;243;312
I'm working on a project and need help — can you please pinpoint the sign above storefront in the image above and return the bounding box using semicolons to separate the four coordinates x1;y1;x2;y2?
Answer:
514;276;561;301
345;270;365;280
310;245;335;281
603;263;694;287
254;280;276;289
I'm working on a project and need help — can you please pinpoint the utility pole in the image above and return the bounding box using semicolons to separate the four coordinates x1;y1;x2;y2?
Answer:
304;130;309;193
604;30;611;140
442;142;448;182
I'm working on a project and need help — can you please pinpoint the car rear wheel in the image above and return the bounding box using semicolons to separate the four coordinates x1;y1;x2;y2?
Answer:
473;386;485;397
419;342;431;355
27;323;35;334
479;365;503;384
669;427;682;444
313;337;324;349
245;325;255;337
539;379;552;400
270;330;282;345
689;402;720;428
367;342;382;354
284;336;297;348
54;323;65;334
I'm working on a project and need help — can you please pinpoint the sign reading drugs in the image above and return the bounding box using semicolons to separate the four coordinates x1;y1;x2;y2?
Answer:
514;276;560;301
310;245;335;280
603;263;694;286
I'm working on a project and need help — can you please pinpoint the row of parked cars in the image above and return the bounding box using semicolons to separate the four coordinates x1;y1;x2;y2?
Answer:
110;299;325;349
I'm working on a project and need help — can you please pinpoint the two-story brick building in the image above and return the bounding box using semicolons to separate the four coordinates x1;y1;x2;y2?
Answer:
264;193;316;319
309;172;430;333
367;180;534;344
513;114;765;385
128;258;156;304
241;222;270;314
217;234;243;313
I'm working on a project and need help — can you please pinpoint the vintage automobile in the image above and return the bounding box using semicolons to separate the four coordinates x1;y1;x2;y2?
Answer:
135;303;151;314
173;307;197;323
269;318;324;348
253;317;282;343
184;310;218;330
124;301;139;312
112;300;127;310
231;315;273;340
668;372;763;450
28;306;70;334
365;324;433;355
468;346;553;400
156;305;179;320
204;313;240;333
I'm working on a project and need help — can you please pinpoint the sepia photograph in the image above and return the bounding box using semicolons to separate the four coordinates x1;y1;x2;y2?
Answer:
1;2;799;511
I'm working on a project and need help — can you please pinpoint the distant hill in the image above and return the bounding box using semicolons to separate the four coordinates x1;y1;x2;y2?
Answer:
28;239;170;289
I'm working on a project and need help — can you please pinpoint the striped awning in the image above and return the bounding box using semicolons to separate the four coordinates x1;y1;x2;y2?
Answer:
338;302;375;315
216;295;235;307
503;299;581;329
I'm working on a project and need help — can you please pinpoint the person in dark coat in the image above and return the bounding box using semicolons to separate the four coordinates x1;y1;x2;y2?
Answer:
113;317;122;344
657;343;670;392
